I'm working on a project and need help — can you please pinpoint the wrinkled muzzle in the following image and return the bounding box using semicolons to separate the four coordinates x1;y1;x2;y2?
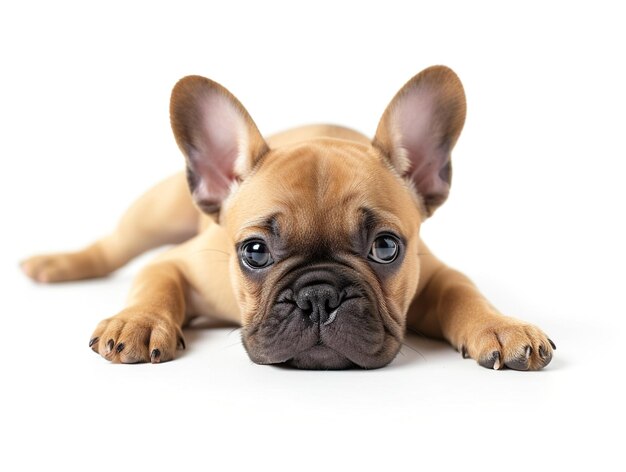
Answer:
241;265;402;369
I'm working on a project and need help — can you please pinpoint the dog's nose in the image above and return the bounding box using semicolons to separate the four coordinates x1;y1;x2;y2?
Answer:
295;283;341;325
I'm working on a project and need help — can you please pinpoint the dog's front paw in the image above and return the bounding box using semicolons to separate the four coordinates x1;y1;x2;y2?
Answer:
89;309;185;364
460;319;555;371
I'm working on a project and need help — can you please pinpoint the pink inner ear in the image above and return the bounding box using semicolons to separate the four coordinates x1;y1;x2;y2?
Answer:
395;91;434;162
188;92;246;205
393;86;450;205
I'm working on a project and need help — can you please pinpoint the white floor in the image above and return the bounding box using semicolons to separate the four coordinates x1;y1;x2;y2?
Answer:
2;2;625;471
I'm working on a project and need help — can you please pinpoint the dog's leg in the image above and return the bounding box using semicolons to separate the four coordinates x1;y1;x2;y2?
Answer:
407;246;555;370
89;222;239;363
21;172;199;283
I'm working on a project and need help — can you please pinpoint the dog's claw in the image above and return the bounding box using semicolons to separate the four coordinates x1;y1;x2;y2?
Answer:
493;352;502;370
461;345;469;359
177;336;186;350
115;343;125;354
548;338;557;350
89;337;99;348
151;349;161;364
106;339;114;354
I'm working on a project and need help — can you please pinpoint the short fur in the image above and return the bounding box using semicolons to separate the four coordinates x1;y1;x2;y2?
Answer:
22;66;554;370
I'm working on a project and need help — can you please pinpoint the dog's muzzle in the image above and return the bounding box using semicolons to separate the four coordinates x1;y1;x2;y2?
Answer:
242;265;400;370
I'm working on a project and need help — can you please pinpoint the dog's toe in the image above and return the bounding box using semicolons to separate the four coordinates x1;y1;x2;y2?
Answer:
504;345;532;371
478;351;502;370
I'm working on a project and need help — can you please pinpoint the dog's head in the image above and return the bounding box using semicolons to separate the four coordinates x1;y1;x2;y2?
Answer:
170;66;466;369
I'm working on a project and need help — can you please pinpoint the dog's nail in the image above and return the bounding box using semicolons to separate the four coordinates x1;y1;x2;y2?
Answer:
106;339;114;353
461;345;469;359
539;345;547;359
548;338;557;350
89;337;99;348
177;336;186;350
151;349;161;364
493;351;501;370
115;343;125;354
525;346;532;358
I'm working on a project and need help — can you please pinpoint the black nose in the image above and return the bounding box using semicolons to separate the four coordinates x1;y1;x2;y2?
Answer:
295;283;341;325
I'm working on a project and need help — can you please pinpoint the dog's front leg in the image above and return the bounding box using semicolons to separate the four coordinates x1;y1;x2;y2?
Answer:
89;261;188;363
408;255;555;370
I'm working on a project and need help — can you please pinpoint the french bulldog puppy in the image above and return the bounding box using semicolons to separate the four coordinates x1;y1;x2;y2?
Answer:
21;66;555;370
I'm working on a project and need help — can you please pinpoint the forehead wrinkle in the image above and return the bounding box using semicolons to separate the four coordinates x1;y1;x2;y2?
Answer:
359;206;403;235
361;207;404;233
235;212;282;240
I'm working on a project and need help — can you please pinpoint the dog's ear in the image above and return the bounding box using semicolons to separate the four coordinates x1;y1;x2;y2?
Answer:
374;66;466;216
170;76;269;214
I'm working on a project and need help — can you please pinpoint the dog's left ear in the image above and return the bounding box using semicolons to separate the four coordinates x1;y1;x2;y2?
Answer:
374;65;466;216
170;76;269;214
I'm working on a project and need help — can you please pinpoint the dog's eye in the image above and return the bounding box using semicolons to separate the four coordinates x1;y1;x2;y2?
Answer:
241;241;273;269
369;235;399;263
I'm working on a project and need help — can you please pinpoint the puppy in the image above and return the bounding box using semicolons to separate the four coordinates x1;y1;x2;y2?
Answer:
21;66;555;370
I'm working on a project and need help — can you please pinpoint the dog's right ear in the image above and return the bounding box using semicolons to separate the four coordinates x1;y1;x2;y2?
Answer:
170;76;269;214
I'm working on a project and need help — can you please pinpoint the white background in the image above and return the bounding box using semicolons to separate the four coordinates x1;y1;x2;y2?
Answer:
1;1;624;470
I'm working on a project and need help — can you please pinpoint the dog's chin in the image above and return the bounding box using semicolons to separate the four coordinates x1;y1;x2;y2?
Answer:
285;345;356;370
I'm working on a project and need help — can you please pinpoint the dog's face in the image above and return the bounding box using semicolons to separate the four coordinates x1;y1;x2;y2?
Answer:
170;66;466;369
223;141;422;368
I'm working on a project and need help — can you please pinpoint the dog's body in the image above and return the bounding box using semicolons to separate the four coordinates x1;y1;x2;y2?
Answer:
22;66;555;369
